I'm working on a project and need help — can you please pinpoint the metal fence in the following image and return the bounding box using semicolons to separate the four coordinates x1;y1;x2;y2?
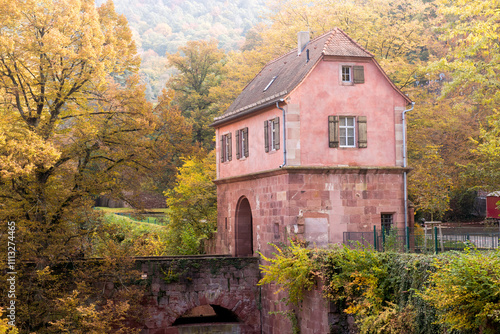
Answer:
343;225;500;253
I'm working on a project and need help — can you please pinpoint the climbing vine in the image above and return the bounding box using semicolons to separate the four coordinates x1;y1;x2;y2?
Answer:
259;242;500;333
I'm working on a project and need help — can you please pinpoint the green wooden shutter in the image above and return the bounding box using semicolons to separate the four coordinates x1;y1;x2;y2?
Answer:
243;127;249;157
264;120;269;152
228;133;232;161
235;130;240;159
353;66;365;84
220;135;225;162
328;116;339;148
358;116;367;148
274;117;280;150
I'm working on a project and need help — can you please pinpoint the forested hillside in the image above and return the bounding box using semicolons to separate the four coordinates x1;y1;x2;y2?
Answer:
96;0;268;99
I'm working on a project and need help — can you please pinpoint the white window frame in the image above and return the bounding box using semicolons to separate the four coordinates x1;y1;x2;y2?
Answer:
240;129;246;157
339;116;356;147
264;117;280;153
341;65;352;83
224;135;230;161
221;133;231;162
270;120;276;151
269;120;278;151
237;128;248;159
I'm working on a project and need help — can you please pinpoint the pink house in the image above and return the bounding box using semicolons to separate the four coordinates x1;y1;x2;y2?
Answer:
211;28;413;259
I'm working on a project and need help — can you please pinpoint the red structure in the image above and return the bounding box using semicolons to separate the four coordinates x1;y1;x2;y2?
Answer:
211;28;413;333
487;191;500;221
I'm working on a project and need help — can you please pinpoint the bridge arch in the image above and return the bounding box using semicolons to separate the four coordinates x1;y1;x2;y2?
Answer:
136;257;261;333
235;196;253;256
162;291;259;333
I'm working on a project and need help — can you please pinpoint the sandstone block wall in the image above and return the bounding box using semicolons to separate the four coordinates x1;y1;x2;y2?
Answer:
215;167;406;258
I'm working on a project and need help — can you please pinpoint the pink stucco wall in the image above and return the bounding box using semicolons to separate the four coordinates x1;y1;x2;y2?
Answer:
216;57;409;179
291;58;407;167
216;107;283;180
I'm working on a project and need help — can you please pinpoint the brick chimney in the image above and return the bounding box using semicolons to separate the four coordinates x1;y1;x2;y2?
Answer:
297;31;310;55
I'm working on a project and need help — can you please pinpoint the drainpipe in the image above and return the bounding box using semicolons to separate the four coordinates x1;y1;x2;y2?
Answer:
277;100;287;168
402;102;415;249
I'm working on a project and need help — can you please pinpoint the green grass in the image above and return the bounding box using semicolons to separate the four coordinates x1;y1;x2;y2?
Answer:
101;212;166;234
94;207;169;226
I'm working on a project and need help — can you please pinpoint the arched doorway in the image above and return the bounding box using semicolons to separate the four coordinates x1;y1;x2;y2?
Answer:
235;197;253;256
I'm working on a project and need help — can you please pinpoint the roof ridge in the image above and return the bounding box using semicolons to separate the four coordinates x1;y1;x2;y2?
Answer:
335;27;374;57
265;31;329;66
321;29;337;55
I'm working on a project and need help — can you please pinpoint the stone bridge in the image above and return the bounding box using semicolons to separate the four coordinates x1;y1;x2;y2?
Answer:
135;255;261;334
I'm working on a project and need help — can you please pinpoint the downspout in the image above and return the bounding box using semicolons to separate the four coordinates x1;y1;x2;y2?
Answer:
277;100;287;168
402;102;415;249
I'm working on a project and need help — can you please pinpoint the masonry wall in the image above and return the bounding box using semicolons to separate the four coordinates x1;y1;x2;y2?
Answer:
135;257;261;334
215;167;405;257
215;167;405;333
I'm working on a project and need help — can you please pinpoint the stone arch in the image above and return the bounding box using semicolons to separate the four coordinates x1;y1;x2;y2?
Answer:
163;294;260;333
173;304;239;325
235;196;253;256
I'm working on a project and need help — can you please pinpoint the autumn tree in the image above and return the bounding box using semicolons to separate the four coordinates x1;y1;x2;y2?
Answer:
0;0;170;331
138;88;194;194
165;40;226;149
164;150;217;255
465;110;500;189
406;0;500;215
408;145;454;220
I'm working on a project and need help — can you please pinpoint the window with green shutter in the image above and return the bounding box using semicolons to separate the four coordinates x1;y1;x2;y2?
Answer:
236;127;249;159
340;65;365;85
264;118;280;152
329;115;367;149
220;133;232;162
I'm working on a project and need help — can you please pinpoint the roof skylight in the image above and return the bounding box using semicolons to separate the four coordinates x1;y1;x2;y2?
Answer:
263;76;277;92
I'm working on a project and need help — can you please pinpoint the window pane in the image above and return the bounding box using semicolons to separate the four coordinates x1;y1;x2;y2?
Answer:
342;66;351;82
348;136;354;146
347;117;354;126
240;130;245;157
271;122;275;150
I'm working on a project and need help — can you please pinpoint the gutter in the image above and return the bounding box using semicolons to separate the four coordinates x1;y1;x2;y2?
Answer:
402;101;415;249
210;92;288;128
276;100;286;168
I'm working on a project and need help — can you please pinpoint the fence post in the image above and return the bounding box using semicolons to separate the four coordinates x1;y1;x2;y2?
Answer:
382;226;386;250
424;226;427;252
434;226;438;254
374;225;377;251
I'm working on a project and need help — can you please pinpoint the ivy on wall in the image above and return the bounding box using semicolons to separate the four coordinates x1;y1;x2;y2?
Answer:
259;242;500;334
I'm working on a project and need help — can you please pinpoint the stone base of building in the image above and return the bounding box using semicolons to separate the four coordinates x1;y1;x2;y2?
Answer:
214;166;408;257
